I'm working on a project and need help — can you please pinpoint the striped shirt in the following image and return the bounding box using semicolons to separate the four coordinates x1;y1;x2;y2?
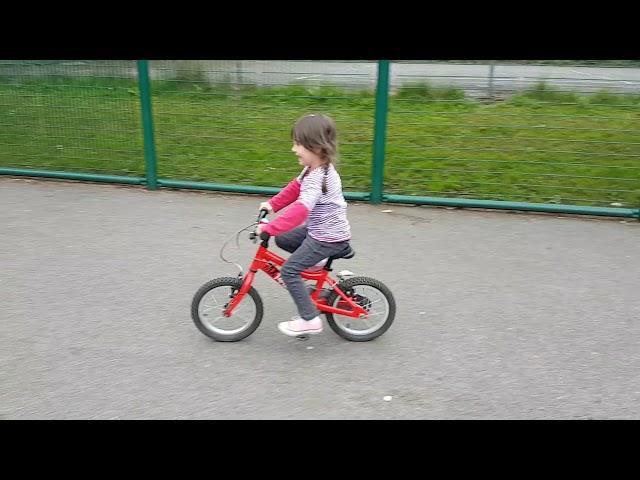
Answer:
297;165;351;242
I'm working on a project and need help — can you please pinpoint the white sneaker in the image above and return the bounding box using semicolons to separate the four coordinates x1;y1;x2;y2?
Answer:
278;316;323;336
307;258;328;271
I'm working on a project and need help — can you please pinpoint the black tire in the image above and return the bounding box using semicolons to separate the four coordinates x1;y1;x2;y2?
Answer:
191;277;263;342
324;276;396;342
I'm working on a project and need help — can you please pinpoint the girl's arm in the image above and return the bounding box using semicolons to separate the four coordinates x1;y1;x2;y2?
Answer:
261;201;309;236
267;178;301;213
262;169;323;236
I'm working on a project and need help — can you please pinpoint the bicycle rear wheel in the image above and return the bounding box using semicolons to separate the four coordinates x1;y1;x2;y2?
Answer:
191;277;263;342
324;276;395;342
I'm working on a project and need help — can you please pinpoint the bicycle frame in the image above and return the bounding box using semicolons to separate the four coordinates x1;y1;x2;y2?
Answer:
223;242;368;319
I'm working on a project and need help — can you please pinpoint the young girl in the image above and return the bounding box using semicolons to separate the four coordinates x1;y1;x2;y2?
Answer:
256;114;352;337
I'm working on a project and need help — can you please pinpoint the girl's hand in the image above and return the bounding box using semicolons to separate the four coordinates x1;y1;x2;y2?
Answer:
256;225;263;235
259;201;273;213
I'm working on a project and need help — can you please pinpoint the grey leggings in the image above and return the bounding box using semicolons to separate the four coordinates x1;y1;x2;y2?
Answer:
275;226;351;320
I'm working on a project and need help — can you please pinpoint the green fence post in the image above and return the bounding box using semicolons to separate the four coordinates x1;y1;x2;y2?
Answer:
137;60;158;190
488;61;496;100
370;60;390;204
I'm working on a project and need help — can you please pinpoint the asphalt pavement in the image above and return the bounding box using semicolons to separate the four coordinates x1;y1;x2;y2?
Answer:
1;177;639;419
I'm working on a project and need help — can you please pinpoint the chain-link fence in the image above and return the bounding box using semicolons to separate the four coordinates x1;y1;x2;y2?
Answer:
0;60;143;179
148;60;376;193
386;62;640;208
1;60;638;218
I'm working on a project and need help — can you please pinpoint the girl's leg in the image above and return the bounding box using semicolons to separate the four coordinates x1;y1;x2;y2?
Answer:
274;226;308;253
281;235;350;321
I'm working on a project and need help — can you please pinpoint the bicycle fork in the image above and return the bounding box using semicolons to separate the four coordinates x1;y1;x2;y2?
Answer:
223;270;256;317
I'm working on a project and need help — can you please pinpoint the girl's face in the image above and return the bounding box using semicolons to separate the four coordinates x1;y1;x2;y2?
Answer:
292;142;323;169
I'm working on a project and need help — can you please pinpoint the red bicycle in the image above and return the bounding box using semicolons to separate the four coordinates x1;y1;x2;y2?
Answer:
192;209;396;342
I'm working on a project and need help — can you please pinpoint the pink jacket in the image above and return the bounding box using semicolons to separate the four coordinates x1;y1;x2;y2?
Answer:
262;165;351;242
261;177;308;237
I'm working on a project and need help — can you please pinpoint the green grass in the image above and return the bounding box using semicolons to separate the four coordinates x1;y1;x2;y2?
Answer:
1;79;639;208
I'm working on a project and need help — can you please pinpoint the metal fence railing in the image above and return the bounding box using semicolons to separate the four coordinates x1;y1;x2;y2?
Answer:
1;60;638;219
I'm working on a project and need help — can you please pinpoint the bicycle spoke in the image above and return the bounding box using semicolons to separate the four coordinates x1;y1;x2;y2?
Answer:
361;318;373;329
209;315;227;325
362;297;383;306
332;283;391;336
202;304;225;313
202;296;223;309
197;282;259;337
231;303;248;316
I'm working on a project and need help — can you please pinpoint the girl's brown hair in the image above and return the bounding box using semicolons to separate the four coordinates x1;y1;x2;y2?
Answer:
292;114;338;193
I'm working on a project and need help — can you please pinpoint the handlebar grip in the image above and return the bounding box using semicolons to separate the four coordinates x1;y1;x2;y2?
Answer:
259;231;270;241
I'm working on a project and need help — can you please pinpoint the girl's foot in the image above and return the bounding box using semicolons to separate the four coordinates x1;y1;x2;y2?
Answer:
278;316;323;336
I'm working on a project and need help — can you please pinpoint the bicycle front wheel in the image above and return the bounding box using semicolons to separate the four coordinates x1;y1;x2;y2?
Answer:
191;277;263;342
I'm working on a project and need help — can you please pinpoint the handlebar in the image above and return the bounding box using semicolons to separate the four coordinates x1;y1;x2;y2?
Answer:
249;209;271;244
220;208;272;274
249;231;271;241
257;208;269;223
